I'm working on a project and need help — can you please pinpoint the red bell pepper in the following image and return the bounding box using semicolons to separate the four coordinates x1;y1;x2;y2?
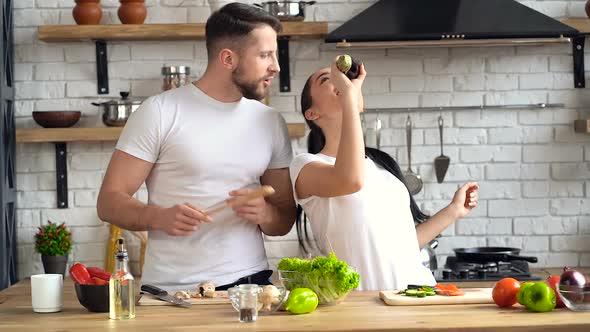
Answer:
69;262;95;285
87;266;111;281
93;277;109;286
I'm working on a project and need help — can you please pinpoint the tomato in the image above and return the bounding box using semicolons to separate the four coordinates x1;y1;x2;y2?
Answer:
492;277;520;307
546;276;565;308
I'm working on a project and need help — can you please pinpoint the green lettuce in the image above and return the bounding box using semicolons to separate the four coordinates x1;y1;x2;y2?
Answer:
278;253;360;303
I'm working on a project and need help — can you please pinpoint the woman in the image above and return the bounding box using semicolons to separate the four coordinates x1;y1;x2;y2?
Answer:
289;57;479;291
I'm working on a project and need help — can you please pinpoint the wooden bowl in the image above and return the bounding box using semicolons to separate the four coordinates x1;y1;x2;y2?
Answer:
32;111;81;128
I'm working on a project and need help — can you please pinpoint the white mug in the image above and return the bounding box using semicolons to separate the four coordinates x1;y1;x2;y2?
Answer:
31;274;63;313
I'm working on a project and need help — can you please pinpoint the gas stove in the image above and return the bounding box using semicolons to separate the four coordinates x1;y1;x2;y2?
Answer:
435;256;542;282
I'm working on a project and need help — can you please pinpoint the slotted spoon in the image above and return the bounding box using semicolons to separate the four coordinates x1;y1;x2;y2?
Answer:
403;115;422;195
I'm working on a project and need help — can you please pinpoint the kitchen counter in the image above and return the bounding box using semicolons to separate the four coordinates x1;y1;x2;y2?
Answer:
1;269;589;332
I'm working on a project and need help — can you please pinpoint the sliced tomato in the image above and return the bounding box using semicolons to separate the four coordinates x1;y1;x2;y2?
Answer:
448;290;465;296
435;287;465;296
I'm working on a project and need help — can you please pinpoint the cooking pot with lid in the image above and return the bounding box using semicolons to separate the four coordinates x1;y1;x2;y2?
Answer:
254;1;316;21
92;92;143;127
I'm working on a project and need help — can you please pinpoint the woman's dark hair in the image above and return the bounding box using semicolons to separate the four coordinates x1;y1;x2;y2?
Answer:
296;75;430;255
205;3;282;59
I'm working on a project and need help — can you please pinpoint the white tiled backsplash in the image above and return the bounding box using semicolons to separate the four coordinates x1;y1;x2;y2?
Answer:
14;0;590;279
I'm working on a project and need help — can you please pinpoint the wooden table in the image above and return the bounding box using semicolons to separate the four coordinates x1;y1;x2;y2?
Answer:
1;275;590;332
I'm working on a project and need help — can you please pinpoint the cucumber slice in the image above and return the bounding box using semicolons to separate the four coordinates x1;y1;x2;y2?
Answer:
426;291;436;296
416;291;426;297
405;289;418;296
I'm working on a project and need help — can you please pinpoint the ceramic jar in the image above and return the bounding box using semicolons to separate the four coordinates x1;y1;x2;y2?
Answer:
118;0;147;24
73;0;102;25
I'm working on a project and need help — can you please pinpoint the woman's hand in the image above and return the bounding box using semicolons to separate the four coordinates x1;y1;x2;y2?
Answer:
351;62;366;112
330;56;366;112
448;182;479;219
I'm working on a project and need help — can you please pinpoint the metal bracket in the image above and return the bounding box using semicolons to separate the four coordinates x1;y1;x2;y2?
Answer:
278;37;290;92
572;35;585;88
55;142;68;209
96;40;109;95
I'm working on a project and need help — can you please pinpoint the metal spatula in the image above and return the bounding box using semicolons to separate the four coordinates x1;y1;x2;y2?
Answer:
434;115;450;183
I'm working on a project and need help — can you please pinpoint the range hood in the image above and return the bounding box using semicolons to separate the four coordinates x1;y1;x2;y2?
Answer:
325;0;579;48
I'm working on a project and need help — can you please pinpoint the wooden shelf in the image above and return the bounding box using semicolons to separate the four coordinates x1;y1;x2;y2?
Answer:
561;19;590;33
16;123;306;143
574;119;590;133
37;22;328;42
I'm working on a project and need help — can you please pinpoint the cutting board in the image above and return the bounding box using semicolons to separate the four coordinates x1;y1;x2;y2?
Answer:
379;288;494;306
138;291;230;306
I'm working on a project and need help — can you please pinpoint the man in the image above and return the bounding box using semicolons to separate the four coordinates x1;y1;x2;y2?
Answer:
97;3;296;292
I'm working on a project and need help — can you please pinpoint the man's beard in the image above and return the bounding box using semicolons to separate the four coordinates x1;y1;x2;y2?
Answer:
232;66;266;100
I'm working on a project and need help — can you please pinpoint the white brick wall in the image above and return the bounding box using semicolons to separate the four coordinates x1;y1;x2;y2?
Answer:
13;0;590;279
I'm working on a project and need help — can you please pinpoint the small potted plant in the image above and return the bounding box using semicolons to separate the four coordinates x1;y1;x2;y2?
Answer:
35;221;72;276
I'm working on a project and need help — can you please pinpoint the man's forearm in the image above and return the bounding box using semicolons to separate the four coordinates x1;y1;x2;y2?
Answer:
97;191;155;231
259;203;296;236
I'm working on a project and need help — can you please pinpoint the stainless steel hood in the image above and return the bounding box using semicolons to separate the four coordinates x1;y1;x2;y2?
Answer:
325;0;579;48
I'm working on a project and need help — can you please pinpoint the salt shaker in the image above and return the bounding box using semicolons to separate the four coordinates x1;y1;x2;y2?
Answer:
228;284;262;323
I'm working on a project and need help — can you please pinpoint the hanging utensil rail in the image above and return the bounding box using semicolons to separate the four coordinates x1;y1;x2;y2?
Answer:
362;103;564;114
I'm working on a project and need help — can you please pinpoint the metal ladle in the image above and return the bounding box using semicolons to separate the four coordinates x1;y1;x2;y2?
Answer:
375;114;381;149
403;115;423;195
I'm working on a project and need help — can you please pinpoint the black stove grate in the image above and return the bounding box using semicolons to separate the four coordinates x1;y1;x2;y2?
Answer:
435;256;542;282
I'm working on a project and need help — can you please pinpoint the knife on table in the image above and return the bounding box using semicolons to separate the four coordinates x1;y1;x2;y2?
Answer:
140;284;192;308
203;185;276;216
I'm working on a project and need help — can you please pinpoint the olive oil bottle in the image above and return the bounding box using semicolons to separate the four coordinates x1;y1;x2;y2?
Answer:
109;238;135;320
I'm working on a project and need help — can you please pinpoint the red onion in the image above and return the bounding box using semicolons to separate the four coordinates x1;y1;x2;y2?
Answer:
559;267;587;288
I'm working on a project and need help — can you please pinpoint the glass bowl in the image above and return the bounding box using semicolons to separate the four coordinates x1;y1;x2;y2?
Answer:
278;270;351;305
558;285;590;311
227;284;289;316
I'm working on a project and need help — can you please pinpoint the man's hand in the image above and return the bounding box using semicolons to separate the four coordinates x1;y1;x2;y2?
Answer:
145;203;213;236
228;188;272;226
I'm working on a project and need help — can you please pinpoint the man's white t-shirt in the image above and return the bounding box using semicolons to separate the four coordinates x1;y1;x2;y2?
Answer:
289;153;436;291
116;84;293;292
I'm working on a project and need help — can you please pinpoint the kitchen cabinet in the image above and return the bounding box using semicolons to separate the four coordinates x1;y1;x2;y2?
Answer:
37;22;328;94
1;273;590;332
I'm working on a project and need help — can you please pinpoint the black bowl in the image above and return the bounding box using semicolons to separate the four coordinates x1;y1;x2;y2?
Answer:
32;111;81;128
74;283;109;312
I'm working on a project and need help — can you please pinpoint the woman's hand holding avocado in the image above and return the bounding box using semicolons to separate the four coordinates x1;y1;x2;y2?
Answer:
330;56;366;112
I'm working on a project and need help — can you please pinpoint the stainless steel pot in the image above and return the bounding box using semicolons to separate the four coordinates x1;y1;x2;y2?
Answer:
254;1;316;21
419;239;438;272
92;92;143;127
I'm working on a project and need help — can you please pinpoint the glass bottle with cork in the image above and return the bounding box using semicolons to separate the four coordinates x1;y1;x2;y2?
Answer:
109;238;136;320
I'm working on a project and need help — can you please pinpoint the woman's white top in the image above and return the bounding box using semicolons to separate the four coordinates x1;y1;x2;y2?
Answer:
289;153;436;291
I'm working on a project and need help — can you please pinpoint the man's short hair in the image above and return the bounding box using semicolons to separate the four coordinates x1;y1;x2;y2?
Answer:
205;2;282;59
